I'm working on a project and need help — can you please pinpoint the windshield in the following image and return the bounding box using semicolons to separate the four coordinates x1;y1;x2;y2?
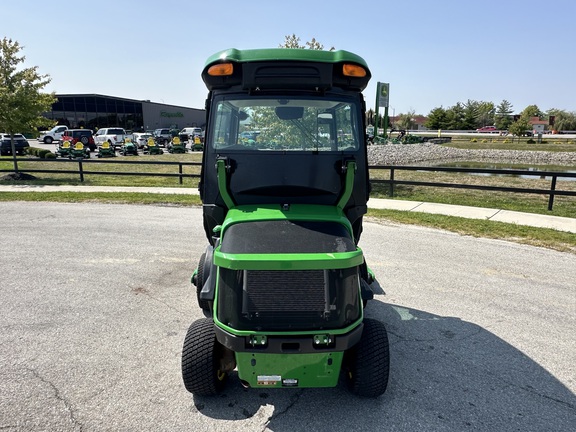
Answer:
209;96;362;152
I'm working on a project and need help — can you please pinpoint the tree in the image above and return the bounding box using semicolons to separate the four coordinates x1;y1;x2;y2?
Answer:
495;99;514;130
546;108;576;132
280;34;335;51
0;37;55;177
396;110;416;130
424;107;448;129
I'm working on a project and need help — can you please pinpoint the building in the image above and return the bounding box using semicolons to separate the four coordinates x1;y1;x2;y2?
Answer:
43;94;205;132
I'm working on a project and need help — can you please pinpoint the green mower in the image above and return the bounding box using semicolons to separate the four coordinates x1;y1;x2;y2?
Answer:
56;140;72;158
68;142;90;158
182;48;390;398
168;137;187;154
120;138;139;156
97;141;116;158
144;138;164;155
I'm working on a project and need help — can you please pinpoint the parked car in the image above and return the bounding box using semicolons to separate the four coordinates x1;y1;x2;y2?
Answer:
94;127;127;149
61;129;96;151
133;132;153;149
179;127;203;143
153;128;173;146
476;126;498;133
38;125;68;144
0;133;30;156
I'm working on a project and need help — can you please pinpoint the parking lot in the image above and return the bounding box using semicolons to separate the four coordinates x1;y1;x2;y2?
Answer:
0;202;575;431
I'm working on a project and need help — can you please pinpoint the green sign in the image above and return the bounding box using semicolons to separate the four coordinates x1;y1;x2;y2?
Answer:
160;111;184;118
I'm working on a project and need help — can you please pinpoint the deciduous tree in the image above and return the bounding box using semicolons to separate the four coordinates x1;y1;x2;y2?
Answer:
0;37;55;176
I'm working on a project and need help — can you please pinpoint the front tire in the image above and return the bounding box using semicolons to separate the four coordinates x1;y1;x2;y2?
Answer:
343;318;390;397
182;318;228;396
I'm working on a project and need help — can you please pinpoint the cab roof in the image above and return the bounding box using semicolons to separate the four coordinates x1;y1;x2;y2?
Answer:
202;48;371;92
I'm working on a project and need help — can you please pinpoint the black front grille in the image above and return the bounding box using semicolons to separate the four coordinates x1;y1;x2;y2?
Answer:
243;270;326;314
217;267;360;331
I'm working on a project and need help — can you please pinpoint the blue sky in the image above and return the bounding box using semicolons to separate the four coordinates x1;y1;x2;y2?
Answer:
4;0;575;116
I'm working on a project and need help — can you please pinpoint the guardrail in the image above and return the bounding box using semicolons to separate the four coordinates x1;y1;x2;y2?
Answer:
369;165;576;211
1;158;575;211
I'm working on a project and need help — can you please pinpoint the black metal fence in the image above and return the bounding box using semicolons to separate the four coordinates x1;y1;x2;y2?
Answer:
2;158;575;211
369;165;576;211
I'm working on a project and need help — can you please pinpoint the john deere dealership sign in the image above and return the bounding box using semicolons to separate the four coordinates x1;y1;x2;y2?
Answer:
161;111;184;118
376;82;389;108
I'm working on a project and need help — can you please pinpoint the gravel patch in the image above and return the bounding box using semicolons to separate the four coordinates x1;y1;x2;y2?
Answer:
368;143;576;166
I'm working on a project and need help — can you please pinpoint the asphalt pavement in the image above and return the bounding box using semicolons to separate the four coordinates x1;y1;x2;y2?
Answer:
0;184;574;233
1;202;575;431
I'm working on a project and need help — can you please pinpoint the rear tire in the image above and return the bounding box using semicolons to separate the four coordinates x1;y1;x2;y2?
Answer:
343;318;390;397
44;137;53;144
182;318;228;396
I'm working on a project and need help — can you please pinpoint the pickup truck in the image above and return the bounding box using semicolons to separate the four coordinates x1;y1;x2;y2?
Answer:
93;127;127;149
38;125;68;144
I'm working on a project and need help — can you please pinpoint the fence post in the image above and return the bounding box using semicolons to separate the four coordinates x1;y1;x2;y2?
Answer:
548;175;557;211
179;163;183;185
389;168;395;197
78;159;84;182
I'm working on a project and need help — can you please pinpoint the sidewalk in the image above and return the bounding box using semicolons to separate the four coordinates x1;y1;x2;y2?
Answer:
1;184;574;234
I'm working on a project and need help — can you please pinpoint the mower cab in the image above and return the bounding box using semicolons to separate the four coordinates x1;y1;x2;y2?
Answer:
182;48;389;398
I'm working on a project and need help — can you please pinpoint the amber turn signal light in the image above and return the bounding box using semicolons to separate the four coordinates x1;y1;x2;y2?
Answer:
208;63;234;76
342;64;367;78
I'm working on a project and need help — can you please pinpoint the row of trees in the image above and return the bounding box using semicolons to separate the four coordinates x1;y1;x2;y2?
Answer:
393;100;576;133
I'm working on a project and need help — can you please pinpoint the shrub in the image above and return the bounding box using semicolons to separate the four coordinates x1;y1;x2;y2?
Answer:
527;139;536;144
44;152;56;159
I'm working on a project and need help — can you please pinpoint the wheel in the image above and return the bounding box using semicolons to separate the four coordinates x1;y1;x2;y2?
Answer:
182;318;228;396
80;136;89;145
343;318;390;397
44;137;53;144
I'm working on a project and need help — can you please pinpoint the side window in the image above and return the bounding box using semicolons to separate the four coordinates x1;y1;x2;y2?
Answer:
211;102;234;149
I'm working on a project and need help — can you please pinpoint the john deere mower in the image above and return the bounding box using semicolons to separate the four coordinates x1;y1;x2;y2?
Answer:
182;48;390;398
120;138;139;156
168;136;187;154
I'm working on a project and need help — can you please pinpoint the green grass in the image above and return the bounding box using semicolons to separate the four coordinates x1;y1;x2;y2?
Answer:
1;149;574;254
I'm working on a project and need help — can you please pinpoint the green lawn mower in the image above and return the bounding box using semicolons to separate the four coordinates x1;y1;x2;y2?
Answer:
182;48;390;398
56;140;72;158
120;138;139;156
168;137;187;154
96;142;116;158
144;138;164;155
68;142;90;158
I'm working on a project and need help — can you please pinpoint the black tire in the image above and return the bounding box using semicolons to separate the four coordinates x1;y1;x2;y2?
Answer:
182;318;228;396
44;137;53;144
343;318;390;397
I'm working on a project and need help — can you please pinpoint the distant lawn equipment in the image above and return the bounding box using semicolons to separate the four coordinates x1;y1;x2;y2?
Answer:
144;138;164;155
68;142;90;158
168;137;186;154
56;140;72;158
181;48;390;399
191;135;204;151
97;141;116;158
120;138;139;156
